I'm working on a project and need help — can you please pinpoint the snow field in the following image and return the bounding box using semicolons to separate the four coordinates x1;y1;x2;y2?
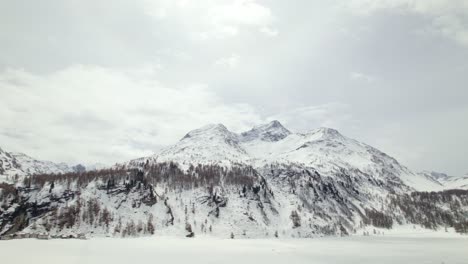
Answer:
1;235;467;264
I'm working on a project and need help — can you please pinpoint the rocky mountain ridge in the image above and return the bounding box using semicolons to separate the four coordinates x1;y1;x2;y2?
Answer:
1;121;467;239
145;121;443;191
0;147;71;183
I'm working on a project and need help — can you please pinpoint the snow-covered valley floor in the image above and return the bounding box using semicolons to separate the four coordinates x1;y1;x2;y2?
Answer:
1;233;467;264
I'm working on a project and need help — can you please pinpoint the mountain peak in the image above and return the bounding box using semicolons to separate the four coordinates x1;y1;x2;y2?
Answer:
157;123;248;164
306;127;344;140
266;120;283;127
317;126;340;134
241;120;291;142
182;123;230;140
419;171;450;181
198;123;228;131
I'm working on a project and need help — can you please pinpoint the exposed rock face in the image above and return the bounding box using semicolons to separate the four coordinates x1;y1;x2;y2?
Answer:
240;120;291;142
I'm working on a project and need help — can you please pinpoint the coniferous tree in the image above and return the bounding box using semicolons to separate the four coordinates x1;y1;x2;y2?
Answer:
147;214;155;235
290;210;301;228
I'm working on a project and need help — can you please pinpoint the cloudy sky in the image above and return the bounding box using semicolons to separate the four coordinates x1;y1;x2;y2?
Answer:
1;0;467;175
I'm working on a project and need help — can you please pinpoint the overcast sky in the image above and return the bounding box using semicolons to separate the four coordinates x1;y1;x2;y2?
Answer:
1;0;467;175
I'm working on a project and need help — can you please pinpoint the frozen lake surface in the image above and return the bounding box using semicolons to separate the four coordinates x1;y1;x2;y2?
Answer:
1;235;467;264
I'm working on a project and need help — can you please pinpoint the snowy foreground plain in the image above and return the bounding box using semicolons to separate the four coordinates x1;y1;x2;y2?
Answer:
1;230;468;264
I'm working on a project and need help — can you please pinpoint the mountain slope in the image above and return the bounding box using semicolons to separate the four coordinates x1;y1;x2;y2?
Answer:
2;161;467;239
152;121;441;191
154;124;249;168
0;147;72;183
2;121;467;239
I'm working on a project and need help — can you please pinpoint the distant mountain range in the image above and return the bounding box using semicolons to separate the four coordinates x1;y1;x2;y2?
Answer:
1;121;467;239
0;147;105;183
417;171;468;190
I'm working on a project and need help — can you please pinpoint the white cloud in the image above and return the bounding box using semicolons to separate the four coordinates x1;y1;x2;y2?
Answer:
210;0;273;27
0;65;262;165
143;0;277;39
207;0;277;38
347;0;468;15
260;26;279;37
214;54;240;69
350;72;375;83
345;0;468;47
268;103;360;134
432;15;468;46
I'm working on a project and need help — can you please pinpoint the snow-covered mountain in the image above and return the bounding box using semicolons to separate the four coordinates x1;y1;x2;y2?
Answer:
1;121;455;192
153;124;250;167
144;121;440;191
0;147;111;184
240;120;291;142
1;121;467;239
419;171;468;190
0;147;72;183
